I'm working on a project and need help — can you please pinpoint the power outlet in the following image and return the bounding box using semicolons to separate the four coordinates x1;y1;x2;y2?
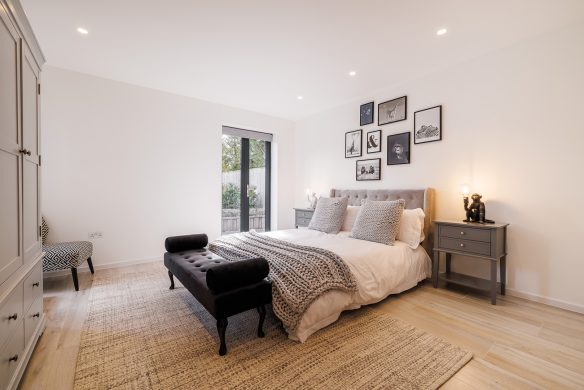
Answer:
88;232;103;239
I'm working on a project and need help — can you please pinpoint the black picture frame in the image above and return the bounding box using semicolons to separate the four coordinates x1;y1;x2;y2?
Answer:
387;132;410;165
414;105;442;144
378;96;407;125
360;101;374;126
345;130;362;158
356;158;381;181
366;130;382;154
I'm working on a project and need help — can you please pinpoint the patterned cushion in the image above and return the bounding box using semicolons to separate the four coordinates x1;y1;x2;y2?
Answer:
308;197;349;234
350;199;405;245
43;241;93;272
41;217;49;244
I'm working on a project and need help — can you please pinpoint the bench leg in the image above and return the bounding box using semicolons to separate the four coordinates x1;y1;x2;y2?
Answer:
71;267;79;291
257;305;266;338
168;270;175;290
87;257;95;274
217;318;228;356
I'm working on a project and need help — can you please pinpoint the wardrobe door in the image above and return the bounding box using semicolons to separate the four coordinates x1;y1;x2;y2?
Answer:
0;5;23;284
21;44;41;264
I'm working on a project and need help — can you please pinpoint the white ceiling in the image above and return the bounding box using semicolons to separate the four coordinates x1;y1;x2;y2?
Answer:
21;0;584;120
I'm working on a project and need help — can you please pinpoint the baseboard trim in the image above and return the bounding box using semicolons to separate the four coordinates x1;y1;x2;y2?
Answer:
506;288;584;314
43;256;161;278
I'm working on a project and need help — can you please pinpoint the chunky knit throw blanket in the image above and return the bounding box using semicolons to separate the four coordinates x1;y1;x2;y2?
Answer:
209;231;357;333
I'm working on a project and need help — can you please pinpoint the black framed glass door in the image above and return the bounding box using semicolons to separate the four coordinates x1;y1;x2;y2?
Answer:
221;127;271;234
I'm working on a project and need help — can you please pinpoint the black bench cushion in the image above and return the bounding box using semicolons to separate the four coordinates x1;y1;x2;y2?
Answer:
206;257;269;293
164;249;271;319
165;233;208;253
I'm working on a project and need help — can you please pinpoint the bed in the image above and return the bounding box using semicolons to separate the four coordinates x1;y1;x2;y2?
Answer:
214;188;435;342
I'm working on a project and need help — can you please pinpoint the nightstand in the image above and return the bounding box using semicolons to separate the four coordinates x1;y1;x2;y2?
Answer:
433;220;508;304
294;208;314;228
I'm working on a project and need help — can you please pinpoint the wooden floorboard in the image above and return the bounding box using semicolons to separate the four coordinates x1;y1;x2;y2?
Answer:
18;264;584;389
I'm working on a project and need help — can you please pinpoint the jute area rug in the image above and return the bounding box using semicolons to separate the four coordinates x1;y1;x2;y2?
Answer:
74;264;472;389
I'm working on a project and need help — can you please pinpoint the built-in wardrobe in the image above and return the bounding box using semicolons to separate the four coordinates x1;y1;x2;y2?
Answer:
0;0;45;388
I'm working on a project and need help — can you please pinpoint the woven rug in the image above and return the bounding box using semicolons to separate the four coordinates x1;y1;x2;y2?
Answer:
74;264;472;389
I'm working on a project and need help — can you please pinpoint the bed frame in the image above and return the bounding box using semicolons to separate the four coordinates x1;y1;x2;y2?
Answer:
329;188;435;256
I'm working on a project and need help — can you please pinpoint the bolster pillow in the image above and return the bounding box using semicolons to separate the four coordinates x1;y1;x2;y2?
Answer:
206;258;269;293
164;233;208;253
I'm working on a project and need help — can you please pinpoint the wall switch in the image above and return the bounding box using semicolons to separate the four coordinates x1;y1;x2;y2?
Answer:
88;232;103;239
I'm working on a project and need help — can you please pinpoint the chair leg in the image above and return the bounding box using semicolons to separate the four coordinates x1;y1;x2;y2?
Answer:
168;270;175;290
71;267;79;291
216;318;228;356
257;305;266;338
87;257;95;274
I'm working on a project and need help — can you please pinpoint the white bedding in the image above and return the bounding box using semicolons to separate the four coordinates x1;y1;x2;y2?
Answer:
263;228;431;342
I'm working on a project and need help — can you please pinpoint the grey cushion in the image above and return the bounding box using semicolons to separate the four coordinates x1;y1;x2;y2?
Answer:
350;199;405;245
308;197;349;234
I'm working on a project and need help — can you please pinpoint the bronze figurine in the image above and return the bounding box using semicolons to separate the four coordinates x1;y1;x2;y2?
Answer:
463;193;494;224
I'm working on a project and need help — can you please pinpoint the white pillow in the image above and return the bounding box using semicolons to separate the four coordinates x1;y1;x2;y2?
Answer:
341;206;361;231
397;208;426;249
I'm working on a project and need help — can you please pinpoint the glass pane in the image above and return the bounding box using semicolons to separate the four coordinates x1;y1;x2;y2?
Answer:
221;135;241;235
248;139;266;232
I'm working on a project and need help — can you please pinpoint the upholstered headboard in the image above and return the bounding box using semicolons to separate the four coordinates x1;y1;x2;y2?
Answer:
329;188;435;256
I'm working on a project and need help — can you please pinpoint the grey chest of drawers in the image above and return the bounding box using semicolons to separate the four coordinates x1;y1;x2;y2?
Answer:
433;220;508;304
294;208;315;228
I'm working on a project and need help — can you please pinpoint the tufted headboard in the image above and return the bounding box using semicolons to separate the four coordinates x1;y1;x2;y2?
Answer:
329;188;435;256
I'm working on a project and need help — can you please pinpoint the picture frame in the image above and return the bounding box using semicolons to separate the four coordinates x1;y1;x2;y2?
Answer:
387;132;410;165
356;158;381;181
360;101;374;126
345;130;362;158
366;130;382;154
378;96;407;125
414;105;442;144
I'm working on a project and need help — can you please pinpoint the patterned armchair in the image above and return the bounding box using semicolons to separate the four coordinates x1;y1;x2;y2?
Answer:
41;217;94;291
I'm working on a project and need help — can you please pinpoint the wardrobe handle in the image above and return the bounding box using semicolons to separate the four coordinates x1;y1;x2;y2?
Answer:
19;149;31;156
32;282;40;287
9;355;18;362
33;313;40;318
8;313;17;321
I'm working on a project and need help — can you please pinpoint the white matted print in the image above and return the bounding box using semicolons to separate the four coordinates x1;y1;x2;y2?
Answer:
356;158;381;181
414;105;442;144
345;129;362;158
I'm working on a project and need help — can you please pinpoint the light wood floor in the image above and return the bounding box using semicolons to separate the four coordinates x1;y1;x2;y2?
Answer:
19;263;584;389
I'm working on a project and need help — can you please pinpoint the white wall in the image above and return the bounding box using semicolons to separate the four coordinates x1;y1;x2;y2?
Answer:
294;22;584;312
41;66;296;268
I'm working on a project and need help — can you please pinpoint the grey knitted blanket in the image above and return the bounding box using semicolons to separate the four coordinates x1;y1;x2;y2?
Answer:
209;231;357;333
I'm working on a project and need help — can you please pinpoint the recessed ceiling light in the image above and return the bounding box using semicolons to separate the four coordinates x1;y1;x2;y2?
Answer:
436;28;447;36
297;96;303;100
348;71;357;76
77;27;89;35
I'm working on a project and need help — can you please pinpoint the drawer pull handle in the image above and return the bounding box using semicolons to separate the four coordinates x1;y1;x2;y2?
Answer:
33;282;40;287
460;243;465;248
8;313;18;321
9;355;18;362
460;231;465;235
33;312;40;318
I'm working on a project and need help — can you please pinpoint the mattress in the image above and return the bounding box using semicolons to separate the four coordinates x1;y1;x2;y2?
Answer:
263;229;432;342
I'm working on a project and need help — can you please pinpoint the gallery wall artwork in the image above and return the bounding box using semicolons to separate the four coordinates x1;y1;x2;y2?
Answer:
360;102;374;126
387;132;410;165
345;129;362;158
356;158;381;181
414;105;442;144
378;96;407;125
366;130;382;153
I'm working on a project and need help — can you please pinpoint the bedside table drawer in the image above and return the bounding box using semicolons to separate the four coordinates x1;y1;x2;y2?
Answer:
296;210;313;219
441;225;491;242
296;217;312;227
439;237;491;257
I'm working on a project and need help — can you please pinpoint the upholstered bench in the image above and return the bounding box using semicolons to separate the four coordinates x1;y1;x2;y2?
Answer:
164;233;272;355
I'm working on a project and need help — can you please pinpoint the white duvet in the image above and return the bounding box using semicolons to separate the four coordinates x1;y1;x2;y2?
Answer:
263;229;431;342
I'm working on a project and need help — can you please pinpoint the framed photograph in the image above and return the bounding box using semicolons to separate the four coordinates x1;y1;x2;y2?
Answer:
378;96;407;125
345;130;362;158
356;158;381;181
414;105;442;144
360;101;374;126
387;132;410;165
366;130;382;154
